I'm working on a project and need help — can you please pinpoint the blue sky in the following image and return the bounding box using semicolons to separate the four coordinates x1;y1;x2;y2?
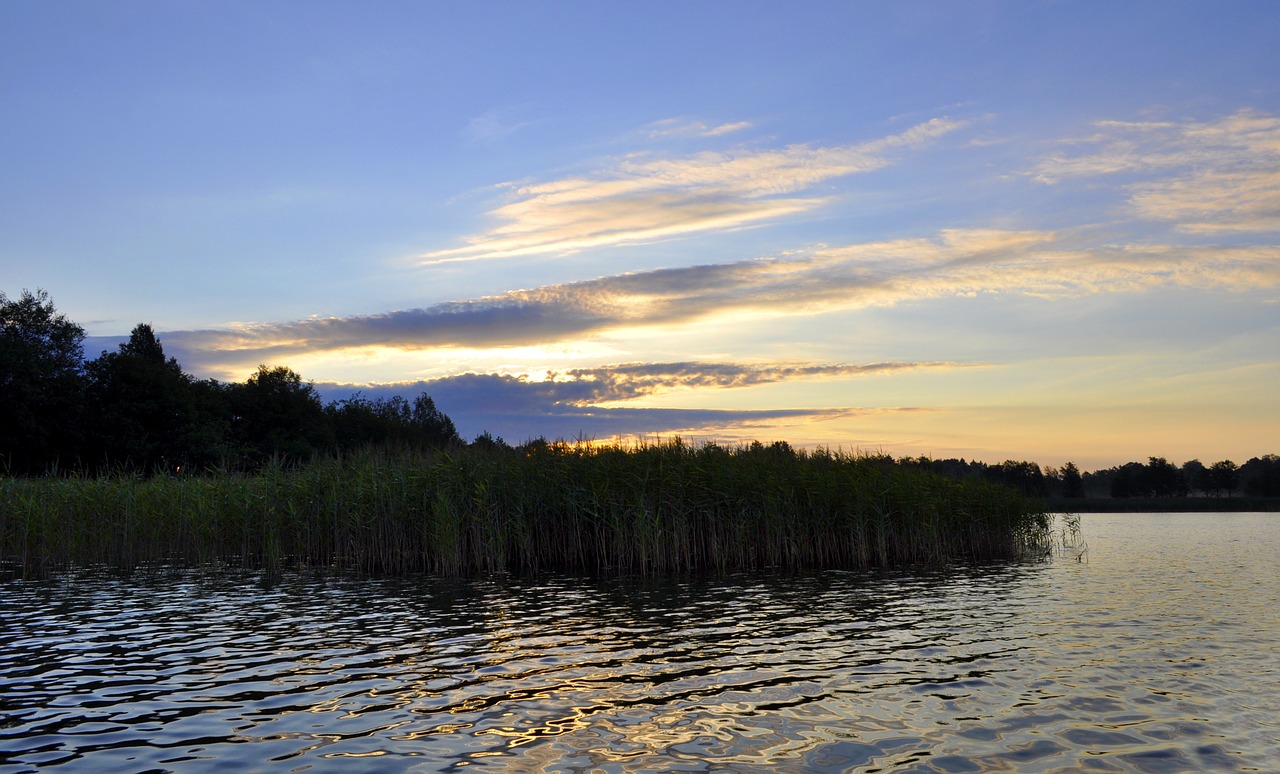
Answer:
3;1;1278;469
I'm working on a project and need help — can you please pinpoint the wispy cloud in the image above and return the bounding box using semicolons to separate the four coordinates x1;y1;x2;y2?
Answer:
1032;109;1280;233
420;117;967;264
163;228;1280;370
645;118;754;139
464;106;540;144
704;121;753;137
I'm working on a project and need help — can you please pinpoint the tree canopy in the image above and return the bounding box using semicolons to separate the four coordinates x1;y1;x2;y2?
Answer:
1;290;461;474
1;289;87;473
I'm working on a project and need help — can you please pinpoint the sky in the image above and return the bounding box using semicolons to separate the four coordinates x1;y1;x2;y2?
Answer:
3;1;1278;470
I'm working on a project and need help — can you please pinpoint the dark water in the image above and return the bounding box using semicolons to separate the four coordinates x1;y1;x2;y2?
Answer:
1;513;1277;772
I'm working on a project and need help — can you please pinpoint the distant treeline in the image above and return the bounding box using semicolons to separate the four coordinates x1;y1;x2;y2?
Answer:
4;288;1279;499
897;455;1280;500
2;289;460;475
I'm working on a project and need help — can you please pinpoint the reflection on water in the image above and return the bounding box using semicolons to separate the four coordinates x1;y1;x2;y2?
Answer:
2;513;1278;772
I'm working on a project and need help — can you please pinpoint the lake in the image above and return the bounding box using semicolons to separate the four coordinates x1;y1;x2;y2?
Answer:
1;512;1277;772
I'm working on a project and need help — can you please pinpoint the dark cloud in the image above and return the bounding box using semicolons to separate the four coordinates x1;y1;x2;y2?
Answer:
149;254;891;372
317;374;851;443
546;361;952;404
313;361;942;443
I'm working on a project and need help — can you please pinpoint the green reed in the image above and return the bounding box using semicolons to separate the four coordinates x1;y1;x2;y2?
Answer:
0;440;1052;577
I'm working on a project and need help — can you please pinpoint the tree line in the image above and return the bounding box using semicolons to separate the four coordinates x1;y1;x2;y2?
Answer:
2;289;459;475
1077;456;1279;499
4;288;1279;496
897;455;1280;499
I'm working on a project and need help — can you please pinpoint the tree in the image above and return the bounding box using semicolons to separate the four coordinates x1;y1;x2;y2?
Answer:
0;289;87;473
1206;460;1239;498
182;377;233;470
411;393;459;447
1060;461;1085;498
228;365;332;466
325;394;385;451
985;460;1048;497
1181;459;1208;495
471;431;510;452
1241;455;1280;497
1109;461;1147;498
85;323;222;471
1144;457;1186;497
325;391;460;451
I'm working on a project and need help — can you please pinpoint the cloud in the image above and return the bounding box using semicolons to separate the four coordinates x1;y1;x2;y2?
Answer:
704;121;753;137
543;361;963;404
464;106;540;144
1130;168;1280;234
645;118;754;139
453;360;962;407
161;228;1280;371
420;117;967;264
313;362;934;442
1031;109;1280;233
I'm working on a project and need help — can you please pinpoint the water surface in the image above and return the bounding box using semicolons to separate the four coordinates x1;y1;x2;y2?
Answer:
2;513;1277;771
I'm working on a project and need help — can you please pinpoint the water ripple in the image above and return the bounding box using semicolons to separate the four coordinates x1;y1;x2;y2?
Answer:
1;513;1278;771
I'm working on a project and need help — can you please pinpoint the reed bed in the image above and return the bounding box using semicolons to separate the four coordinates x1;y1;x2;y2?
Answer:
1;440;1051;577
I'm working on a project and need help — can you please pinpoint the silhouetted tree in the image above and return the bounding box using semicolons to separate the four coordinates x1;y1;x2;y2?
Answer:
931;457;977;480
85;324;221;471
228;365;332;466
325;394;385;451
1109;461;1147;498
1079;466;1111;497
1241;455;1280;497
1181;459;1208;495
1145;456;1186;497
1206;460;1239;497
325;391;460;452
1107;457;1187;498
984;460;1048;497
1060;461;1084;498
0;289;87;473
182;377;234;470
471;431;510;452
411;393;460;447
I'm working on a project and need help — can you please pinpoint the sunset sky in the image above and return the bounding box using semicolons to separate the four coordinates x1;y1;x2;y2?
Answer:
4;1;1278;469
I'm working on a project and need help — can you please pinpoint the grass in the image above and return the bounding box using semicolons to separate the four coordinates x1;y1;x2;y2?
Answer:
1054;513;1088;562
1;439;1052;577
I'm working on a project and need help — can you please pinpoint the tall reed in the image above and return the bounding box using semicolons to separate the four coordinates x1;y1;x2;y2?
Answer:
1;440;1052;577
